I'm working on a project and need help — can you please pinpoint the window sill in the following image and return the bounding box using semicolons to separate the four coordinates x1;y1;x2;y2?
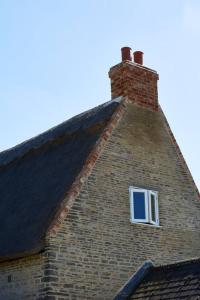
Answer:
130;220;162;228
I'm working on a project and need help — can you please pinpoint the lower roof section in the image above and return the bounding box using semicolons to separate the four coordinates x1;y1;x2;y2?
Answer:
114;258;200;300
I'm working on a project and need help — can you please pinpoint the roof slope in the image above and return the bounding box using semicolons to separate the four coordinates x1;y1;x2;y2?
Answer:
130;258;200;299
0;99;121;261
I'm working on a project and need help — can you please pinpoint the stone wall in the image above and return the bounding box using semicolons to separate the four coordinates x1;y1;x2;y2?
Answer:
0;254;44;299
45;102;200;299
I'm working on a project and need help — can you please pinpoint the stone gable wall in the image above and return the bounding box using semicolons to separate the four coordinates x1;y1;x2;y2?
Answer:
44;103;200;299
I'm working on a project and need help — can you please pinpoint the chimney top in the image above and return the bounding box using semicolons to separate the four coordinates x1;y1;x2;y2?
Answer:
133;51;144;65
121;47;132;62
121;47;144;65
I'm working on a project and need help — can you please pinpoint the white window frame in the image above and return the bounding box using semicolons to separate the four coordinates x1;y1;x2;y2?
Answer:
130;188;149;223
129;187;159;226
149;190;159;226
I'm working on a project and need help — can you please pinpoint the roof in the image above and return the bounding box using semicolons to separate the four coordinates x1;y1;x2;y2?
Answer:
0;98;121;261
114;258;200;300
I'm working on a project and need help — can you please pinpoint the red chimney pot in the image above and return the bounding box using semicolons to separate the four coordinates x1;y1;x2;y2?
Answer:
121;47;132;62
133;51;144;65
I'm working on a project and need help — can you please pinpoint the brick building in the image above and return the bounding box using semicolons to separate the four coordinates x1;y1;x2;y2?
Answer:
0;47;199;299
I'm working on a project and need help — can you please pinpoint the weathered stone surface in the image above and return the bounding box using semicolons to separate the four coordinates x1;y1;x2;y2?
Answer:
44;103;200;299
0;254;44;299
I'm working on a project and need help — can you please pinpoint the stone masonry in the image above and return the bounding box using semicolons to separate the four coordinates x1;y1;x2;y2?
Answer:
44;102;200;299
0;254;44;299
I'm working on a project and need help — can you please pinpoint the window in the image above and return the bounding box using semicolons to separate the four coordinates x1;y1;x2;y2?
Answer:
129;187;159;226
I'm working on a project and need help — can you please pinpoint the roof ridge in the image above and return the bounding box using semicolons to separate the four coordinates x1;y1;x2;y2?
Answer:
0;97;122;168
154;257;200;271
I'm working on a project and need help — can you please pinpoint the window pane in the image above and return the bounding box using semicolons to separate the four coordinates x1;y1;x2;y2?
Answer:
151;194;156;222
133;192;146;219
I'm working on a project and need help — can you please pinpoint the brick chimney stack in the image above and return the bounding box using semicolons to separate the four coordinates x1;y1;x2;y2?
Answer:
109;47;159;111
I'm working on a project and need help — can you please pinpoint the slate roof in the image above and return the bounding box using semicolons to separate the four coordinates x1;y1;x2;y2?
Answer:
0;98;121;261
129;258;200;299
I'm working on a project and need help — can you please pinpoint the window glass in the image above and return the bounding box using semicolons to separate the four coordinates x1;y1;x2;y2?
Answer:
133;192;146;219
150;193;156;223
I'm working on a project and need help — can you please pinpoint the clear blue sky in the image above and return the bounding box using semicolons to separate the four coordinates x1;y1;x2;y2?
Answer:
0;0;199;189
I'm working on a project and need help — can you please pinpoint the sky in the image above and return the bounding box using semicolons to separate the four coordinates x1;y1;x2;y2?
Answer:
0;0;200;189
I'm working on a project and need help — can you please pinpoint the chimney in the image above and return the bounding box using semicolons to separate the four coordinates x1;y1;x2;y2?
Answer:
109;47;159;111
133;51;143;65
121;47;132;62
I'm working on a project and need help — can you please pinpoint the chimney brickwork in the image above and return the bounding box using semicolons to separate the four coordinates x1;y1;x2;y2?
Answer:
109;48;159;111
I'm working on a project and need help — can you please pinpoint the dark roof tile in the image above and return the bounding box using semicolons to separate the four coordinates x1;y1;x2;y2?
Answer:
130;258;200;300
